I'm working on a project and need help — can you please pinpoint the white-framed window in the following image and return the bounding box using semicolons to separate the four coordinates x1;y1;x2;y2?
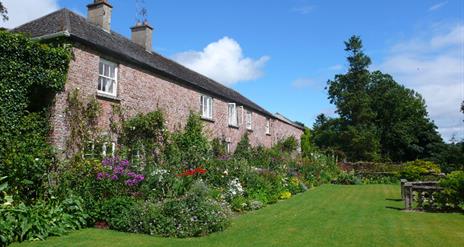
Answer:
246;110;252;130
238;106;244;125
265;118;271;135
102;142;116;157
228;103;238;126
200;95;213;119
98;58;118;96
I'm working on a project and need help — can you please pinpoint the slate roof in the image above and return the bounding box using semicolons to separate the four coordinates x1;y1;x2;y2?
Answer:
12;8;301;126
274;113;305;130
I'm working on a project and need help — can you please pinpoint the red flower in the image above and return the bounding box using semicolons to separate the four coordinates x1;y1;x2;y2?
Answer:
176;166;207;177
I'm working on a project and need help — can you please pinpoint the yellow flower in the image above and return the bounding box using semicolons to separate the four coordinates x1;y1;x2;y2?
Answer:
279;191;292;200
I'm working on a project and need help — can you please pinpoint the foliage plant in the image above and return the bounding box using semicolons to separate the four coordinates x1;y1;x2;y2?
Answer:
0;31;71;202
0;195;87;246
65;89;101;158
400;160;441;181
119;110;168;168
439;171;464;210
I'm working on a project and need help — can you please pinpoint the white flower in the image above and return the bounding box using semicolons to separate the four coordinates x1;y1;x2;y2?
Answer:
223;169;229;176
34;158;39;161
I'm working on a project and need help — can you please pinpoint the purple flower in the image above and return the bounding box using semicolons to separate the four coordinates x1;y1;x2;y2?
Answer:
113;165;124;175
102;158;111;166
96;172;108;180
120;160;130;167
111;174;119;180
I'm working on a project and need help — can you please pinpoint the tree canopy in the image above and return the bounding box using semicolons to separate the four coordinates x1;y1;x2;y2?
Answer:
313;35;443;163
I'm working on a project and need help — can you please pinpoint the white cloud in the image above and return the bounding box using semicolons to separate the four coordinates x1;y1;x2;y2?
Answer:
292;78;314;89
428;1;448;11
291;5;314;15
172;37;270;86
1;0;59;29
328;64;343;71
379;24;464;141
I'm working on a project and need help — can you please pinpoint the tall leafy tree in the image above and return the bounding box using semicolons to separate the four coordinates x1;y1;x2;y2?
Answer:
326;36;380;161
368;71;442;161
315;35;444;162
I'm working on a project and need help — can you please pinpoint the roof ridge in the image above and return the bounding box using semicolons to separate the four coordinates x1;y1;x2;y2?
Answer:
12;8;67;32
15;9;298;121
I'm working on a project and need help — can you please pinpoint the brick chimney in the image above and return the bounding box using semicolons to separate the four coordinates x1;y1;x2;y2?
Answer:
131;21;153;51
87;0;112;32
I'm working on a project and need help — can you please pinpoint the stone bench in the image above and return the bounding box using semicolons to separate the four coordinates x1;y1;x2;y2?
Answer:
403;181;442;210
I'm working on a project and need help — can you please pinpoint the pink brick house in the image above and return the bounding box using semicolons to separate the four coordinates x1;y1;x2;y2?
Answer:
13;0;304;157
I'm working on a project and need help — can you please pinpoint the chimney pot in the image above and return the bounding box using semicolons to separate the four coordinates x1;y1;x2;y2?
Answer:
131;22;153;52
87;0;113;32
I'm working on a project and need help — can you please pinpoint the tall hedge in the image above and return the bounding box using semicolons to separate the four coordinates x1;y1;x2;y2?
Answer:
0;31;71;202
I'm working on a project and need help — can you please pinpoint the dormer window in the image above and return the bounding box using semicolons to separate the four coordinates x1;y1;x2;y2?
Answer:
98;58;118;96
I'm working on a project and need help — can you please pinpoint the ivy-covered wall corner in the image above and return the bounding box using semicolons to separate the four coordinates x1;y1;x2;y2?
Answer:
0;31;72;201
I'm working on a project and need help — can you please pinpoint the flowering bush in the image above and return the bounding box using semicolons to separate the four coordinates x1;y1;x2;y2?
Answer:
226;178;244;199
107;180;230;238
95;157;145;197
279;191;292;200
177;166;207;177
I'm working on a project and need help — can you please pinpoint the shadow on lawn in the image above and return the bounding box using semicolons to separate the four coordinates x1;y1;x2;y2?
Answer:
385;198;402;202
385;206;403;211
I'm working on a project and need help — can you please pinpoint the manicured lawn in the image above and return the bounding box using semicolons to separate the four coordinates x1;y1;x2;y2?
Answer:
13;184;464;247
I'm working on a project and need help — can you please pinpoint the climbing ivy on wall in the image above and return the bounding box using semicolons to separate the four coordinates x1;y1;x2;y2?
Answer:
0;31;71;202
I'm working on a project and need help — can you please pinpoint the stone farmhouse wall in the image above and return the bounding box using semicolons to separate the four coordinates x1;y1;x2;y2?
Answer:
50;44;303;156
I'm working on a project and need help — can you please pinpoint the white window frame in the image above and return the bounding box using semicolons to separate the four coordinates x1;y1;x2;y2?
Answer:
200;95;213;119
238;106;244;125
102;142;116;157
246;110;252;130
265;118;271;135
228;103;238;126
98;58;118;97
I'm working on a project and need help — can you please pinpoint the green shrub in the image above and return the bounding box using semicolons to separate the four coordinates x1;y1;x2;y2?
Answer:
0;177;13;207
99;196;137;231
234;133;252;160
400;160;441;181
333;171;361;185
171;114;211;168
439;171;464;210
0;195;87;246
156;180;230;237
0;31;71;203
211;138;227;158
119;110;168;167
276;136;298;153
230;195;247;212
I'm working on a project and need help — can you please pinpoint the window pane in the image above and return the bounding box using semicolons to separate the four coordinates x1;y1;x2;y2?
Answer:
98;77;103;91
208;98;212;118
107;79;114;94
99;62;104;75
104;64;110;77
202;97;206;117
110;66;115;78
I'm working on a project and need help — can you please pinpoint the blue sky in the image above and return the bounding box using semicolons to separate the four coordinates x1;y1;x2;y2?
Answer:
3;0;463;141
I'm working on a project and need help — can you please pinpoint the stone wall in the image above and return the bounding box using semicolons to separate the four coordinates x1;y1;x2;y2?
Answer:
50;44;303;157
